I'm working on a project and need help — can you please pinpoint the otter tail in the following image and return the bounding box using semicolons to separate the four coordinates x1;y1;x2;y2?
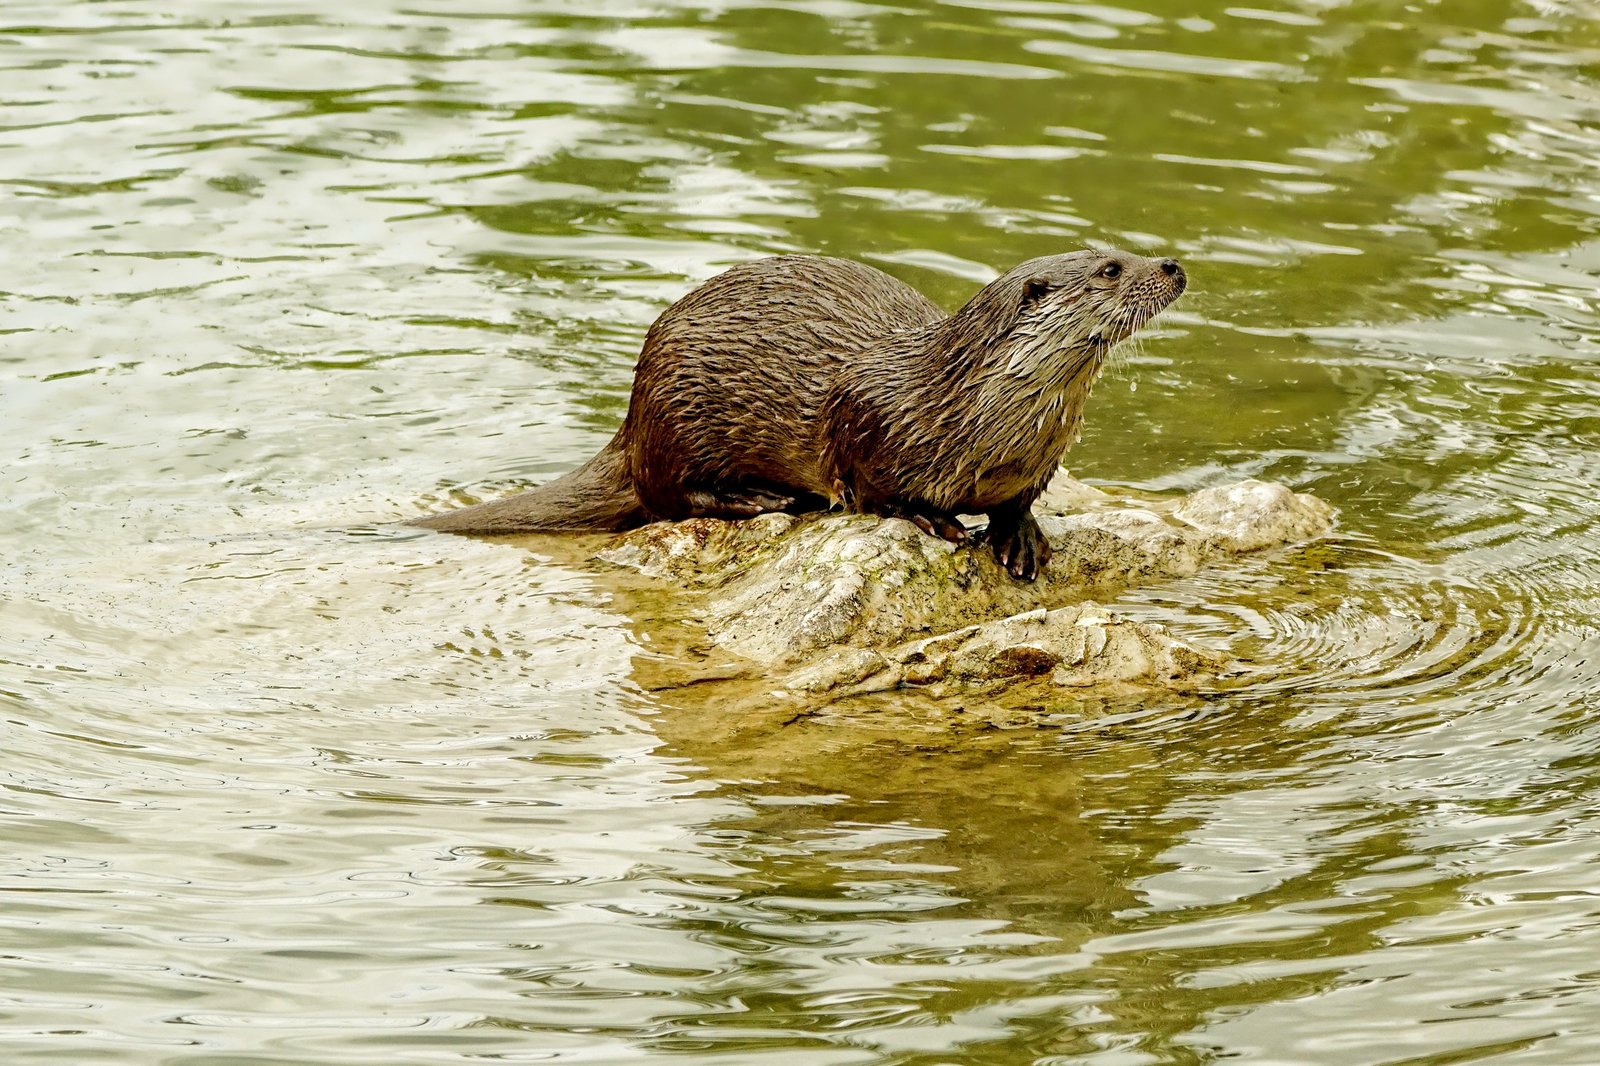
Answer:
409;438;649;534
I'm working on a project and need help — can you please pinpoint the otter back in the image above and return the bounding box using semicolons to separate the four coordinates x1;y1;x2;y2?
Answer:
621;255;942;518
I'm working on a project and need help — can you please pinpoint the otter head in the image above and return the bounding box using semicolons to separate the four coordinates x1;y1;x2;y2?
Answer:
946;248;1186;375
1014;247;1186;352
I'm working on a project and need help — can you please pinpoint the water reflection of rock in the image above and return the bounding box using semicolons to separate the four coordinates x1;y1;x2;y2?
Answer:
659;695;1131;931
632;673;1345;1057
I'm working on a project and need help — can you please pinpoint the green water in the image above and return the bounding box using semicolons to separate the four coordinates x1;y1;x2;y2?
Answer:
5;0;1600;1062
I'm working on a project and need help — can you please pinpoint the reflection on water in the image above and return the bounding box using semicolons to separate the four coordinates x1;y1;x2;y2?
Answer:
4;0;1600;1062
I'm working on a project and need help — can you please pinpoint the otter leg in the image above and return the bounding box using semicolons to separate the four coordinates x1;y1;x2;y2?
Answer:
978;501;1052;581
682;486;796;519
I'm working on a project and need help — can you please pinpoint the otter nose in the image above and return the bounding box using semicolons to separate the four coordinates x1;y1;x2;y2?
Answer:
1159;258;1186;295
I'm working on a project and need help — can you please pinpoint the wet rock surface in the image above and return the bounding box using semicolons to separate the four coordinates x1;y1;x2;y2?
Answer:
597;477;1333;697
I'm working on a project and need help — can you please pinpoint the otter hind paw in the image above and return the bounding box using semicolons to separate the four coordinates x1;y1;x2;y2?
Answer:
910;511;969;544
880;505;967;544
685;488;796;519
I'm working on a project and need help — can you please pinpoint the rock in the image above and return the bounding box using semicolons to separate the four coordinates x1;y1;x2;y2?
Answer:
1175;479;1335;552
596;476;1333;698
595;511;800;584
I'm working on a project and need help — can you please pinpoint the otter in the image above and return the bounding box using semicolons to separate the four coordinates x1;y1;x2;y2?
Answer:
412;249;1186;580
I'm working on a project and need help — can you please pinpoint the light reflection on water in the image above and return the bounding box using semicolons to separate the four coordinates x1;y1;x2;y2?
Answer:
4;0;1600;1062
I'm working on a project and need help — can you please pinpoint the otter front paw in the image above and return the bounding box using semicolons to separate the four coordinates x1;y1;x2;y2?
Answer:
979;510;1052;581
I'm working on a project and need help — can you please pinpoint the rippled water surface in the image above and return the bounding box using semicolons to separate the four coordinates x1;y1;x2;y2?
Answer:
6;0;1600;1062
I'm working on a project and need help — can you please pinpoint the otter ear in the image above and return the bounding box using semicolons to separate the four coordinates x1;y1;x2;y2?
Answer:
1023;275;1051;302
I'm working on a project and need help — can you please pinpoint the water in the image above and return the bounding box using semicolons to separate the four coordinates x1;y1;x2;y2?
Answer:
4;0;1600;1062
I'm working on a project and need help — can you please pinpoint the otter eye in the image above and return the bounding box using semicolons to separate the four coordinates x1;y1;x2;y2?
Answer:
1100;262;1122;280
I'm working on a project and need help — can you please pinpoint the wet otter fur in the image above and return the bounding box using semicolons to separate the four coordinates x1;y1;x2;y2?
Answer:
412;249;1186;579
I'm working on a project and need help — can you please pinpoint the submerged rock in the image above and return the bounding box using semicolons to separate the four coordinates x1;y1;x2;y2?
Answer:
597;477;1333;698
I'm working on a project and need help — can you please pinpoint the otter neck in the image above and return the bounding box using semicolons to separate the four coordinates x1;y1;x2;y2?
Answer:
912;313;1018;383
980;334;1104;433
955;323;1109;493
